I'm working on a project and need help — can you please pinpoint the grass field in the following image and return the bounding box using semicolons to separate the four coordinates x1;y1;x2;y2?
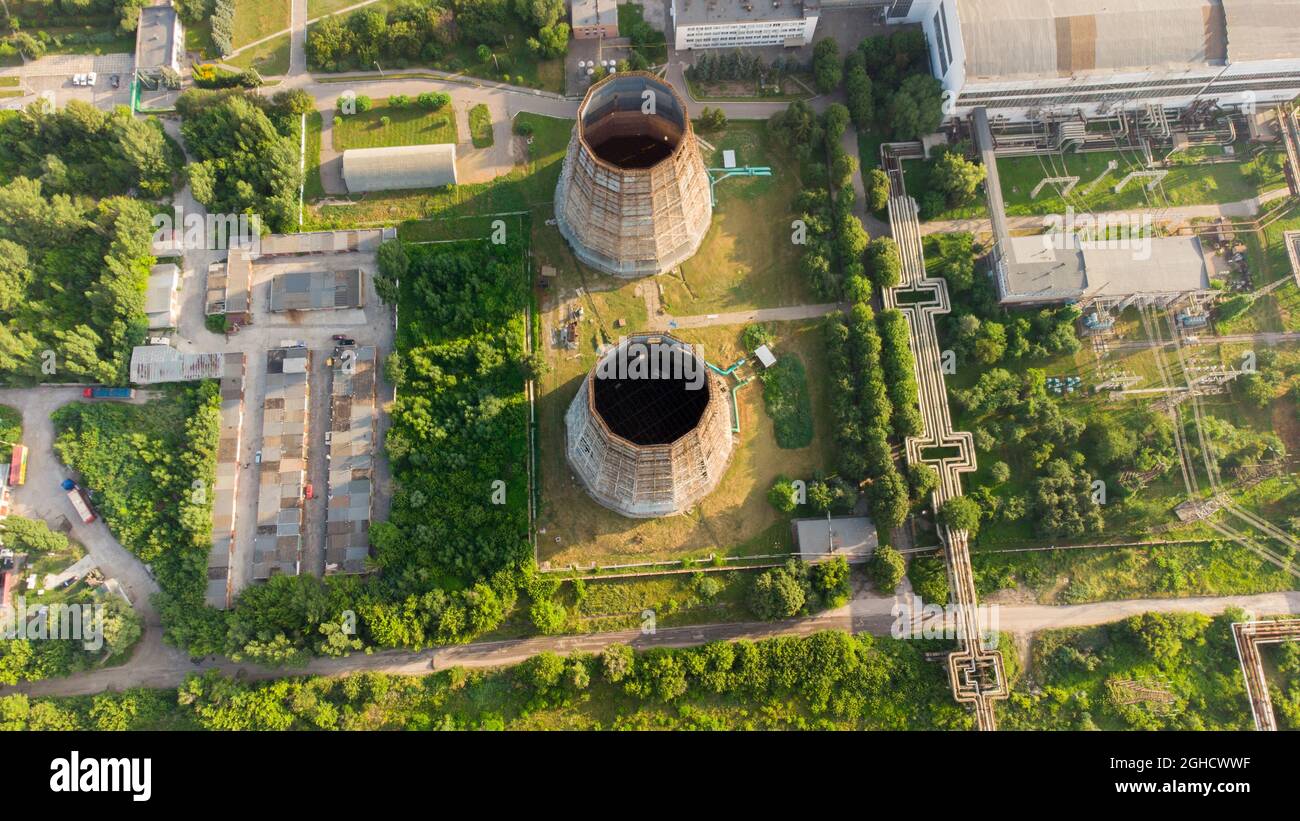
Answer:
309;112;570;228
226;32;291;75
232;0;291;49
332;104;457;150
469;104;493;148
997;148;1286;217
303;110;324;200
308;0;373;16
659;122;815;314
533;319;835;568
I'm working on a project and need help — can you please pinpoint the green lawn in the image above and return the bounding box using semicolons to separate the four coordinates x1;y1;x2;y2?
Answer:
232;0;291;49
308;0;373;17
997;148;1284;216
308;112;569;228
226;32;291;75
469;104;493;148
303;110;324;200
332;104;457;150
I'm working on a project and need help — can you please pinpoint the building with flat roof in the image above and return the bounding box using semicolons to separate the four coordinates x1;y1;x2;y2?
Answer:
206;353;246;609
672;0;819;50
135;5;184;76
793;516;878;561
326;346;377;575
892;0;1300;121
253;347;309;580
342;144;458;192
573;0;619;38
129;345;226;384
269;269;364;312
145;263;180;331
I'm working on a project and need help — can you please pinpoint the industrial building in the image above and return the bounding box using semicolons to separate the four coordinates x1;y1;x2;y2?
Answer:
269;269;364;313
671;0;820;50
554;72;713;278
973;107;1216;309
134;5;184;78
206;251;253;325
565;334;734;518
892;0;1300;122
572;0;619;38
145;263;180;331
129;345;226;384
793;516;879;561
342;144;458;193
325;346;377;575
206;353;247;609
253;347;310;580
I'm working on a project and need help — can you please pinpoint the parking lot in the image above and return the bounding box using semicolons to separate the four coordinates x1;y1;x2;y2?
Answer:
0;53;135;110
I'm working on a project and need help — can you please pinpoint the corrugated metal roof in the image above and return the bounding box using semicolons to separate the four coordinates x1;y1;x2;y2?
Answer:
956;0;1224;81
130;345;226;384
1222;0;1300;62
269;269;363;312
342;144;458;193
325;346;376;575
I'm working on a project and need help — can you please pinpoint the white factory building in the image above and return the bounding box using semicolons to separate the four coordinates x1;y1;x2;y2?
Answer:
671;0;820;51
889;0;1300;122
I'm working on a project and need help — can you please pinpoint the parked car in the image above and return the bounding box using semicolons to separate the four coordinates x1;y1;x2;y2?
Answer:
254;450;263;464
110;74;120;89
86;72;97;86
304;484;314;500
335;338;356;347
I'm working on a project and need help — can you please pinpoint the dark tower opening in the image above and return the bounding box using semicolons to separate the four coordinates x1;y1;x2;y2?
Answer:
580;75;686;170
592;345;709;446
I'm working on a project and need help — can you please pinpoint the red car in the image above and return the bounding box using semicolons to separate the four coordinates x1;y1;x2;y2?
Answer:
304;484;314;500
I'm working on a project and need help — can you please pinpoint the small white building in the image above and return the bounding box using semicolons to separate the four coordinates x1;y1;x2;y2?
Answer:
671;0;819;51
892;0;1300;122
135;5;184;77
342;144;458;193
145;263;180;331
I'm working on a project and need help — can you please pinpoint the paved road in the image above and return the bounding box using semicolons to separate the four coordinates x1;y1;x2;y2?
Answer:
6;587;1296;697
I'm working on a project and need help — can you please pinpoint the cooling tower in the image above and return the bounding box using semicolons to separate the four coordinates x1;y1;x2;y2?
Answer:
554;72;713;278
565;333;734;518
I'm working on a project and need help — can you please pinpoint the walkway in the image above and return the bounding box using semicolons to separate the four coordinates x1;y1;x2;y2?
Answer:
656;302;845;331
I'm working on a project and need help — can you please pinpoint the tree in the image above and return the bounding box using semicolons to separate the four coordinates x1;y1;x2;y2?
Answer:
529;599;568;634
514;0;564;28
536;23;570;59
887;74;944;140
476;44;492;63
939;496;982;538
973;320;1007;364
907;462;939;502
698;107;728;132
601;643;634;683
867;237;902;289
748;568;805;620
869;545;906;593
812;37;842;93
844;62;874;127
932;147;986;206
767;477;799;513
866;168;890;212
990;461;1011;484
418;92;451;111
